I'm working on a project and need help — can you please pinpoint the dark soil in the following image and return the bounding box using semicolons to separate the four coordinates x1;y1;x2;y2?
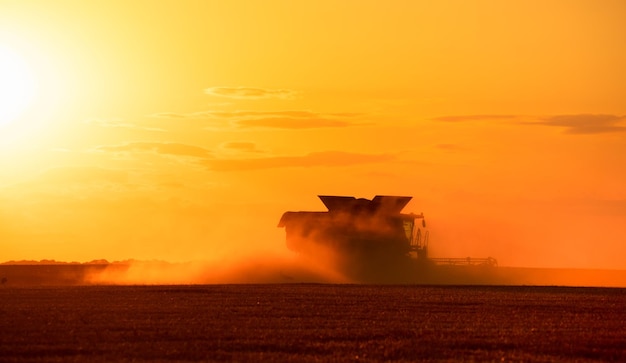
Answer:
1;285;624;362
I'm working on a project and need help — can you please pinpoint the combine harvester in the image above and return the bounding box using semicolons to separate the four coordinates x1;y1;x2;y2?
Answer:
278;195;497;283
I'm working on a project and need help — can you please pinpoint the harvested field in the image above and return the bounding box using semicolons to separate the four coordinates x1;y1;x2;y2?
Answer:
1;285;625;362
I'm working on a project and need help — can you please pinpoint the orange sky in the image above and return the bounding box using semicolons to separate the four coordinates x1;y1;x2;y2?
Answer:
1;0;625;269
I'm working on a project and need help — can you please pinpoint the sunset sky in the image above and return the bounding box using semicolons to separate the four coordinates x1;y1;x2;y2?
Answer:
1;0;625;269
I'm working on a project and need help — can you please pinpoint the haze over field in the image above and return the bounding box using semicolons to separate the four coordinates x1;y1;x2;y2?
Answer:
1;1;625;275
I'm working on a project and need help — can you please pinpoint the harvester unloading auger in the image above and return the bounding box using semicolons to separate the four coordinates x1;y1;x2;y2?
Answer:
278;195;496;281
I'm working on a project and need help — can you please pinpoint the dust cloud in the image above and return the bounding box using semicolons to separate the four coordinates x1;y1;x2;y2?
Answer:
3;248;625;287
81;194;626;287
84;252;350;285
82;252;626;287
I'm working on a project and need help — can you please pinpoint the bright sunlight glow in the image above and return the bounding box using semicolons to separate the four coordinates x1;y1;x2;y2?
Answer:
0;46;37;127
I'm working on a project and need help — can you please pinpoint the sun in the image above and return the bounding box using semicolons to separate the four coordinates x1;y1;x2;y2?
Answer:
0;45;37;128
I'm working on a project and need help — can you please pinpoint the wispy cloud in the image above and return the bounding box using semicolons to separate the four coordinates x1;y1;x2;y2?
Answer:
97;142;212;159
432;113;626;135
6;166;134;197
431;115;516;122
36;166;128;185
148;110;361;129
203;151;394;171
84;118;165;132
147;113;188;119
236;118;351;129
220;142;263;153
530;114;626;134
202;111;320;119
94;139;394;172
204;87;297;100
149;110;320;119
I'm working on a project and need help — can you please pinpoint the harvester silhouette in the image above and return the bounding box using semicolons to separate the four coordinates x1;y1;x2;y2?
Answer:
278;195;496;281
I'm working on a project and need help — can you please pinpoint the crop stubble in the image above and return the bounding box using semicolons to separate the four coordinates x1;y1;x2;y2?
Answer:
0;285;625;362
